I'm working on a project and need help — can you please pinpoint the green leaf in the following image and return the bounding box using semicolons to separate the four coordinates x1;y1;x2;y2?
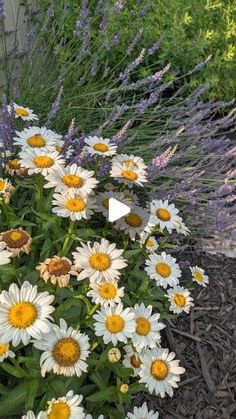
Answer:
129;382;146;394
1;362;25;378
8;219;37;228
76;227;101;239
55;297;82;318
40;237;52;258
86;386;118;402
0;383;27;414
25;378;39;410
0;383;8;395
90;371;106;390
124;248;143;259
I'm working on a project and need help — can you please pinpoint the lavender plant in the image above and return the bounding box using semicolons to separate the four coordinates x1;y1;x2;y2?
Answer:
0;0;235;246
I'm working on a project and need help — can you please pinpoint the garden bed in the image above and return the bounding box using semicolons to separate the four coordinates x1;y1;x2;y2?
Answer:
132;251;236;419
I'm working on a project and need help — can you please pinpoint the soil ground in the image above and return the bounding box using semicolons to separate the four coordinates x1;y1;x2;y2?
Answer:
132;251;236;419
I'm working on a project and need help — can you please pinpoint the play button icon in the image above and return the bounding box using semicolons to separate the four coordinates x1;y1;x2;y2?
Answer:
108;198;131;222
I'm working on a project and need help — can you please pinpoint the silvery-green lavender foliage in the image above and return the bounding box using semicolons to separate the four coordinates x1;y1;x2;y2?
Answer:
0;0;235;244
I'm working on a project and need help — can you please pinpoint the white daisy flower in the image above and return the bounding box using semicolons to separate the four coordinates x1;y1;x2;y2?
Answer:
174;218;190;236
93;304;135;345
0;281;55;346
84;136;117;157
132;303;165;352
149;200;181;233
52;190;97;221
110;161;148;188
115;205;150;240
123;344;142;377
190;266;209;287
44;164;98;195
33;319;90;378
19;149;65;176
126;402;159;419
72;238;127;281
13;126;62;151
45;390;85;419
0;342;15;362
145;252;181;289
139;347;185;397
0;242;13;265
166;286;194;314
138;232;158;253
112;154;147;172
8;103;38;121
85;415;104;419
96;191;132;218
87;278;124;307
0;178;12;195
21;411;45;419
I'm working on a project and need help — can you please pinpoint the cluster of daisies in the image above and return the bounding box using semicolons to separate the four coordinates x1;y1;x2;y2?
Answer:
0;103;209;418
22;398;159;419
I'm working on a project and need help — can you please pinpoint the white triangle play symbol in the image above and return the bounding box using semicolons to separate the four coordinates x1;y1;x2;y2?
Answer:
108;198;131;222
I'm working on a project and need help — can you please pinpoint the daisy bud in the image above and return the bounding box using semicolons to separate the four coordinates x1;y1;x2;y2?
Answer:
120;384;129;393
108;347;121;363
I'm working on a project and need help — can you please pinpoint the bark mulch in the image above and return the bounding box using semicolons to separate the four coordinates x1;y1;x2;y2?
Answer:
133;252;236;419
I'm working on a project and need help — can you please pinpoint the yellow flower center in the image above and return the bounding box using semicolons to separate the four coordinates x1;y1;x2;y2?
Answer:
151;359;168;380
93;143;108;152
90;252;111;271
194;271;204;281
125;213;142;228
0;343;9;356
48;402;70;419
147;239;154;247
106;315;124;333
136;317;151;336
121;170;137;181
52;338;81;366
123;160;137;168
8;159;20;169
102;197;109;209
33;156;54;168
99;283;117;299
0;179;6;191
15;108;29;117
8;302;37;328
10;231;22;241
174;294;186;307
155;262;171;278
3;230;29;248
156;208;171;221
48;259;71;276
55;145;62;152
27;135;46;148
62;174;83;188
130;354;142;368
66;198;85;212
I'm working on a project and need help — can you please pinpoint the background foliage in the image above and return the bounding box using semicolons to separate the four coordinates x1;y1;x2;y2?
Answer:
37;0;236;101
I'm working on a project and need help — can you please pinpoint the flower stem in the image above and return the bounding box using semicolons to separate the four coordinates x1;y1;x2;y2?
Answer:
60;220;75;256
94;155;100;175
35;175;45;213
